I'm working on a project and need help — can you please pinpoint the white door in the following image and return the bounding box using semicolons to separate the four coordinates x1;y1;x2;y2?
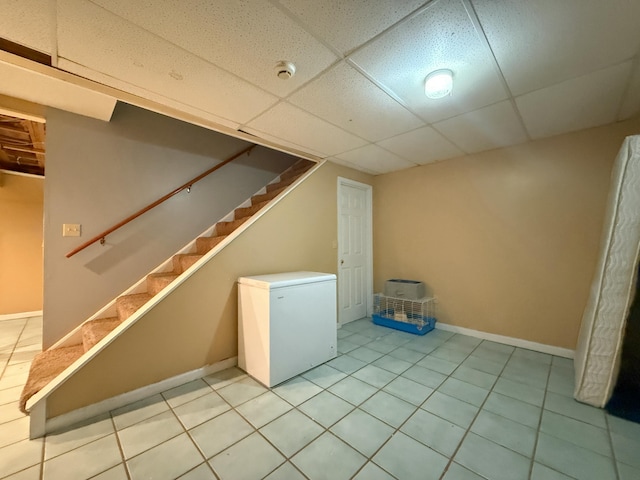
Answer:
338;178;372;324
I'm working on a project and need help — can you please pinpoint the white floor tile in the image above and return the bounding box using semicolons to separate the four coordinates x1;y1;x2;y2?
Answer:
535;432;616;480
45;413;114;460
209;433;284;480
236;391;292;428
189;410;253;459
328;376;378;406
352;364;397;389
360;391;416;428
259;409;323;457
373;432;448;480
401;409;465;457
1;464;40;480
544;392;606;428
442;462;486;480
382;376;433;405
0;416;30;448
352;462;396;479
172;390;231;430
216;376;268;407
110;394;169;430
301;364;347;388
273;376;322;406
455;432;530;480
43;434;122;480
298;391;353;428
539;410;611;455
0;438;43;478
470;410;537;457
263;461;306;480
1;320;635;480
202;367;247;390
91;463;129;480
482;391;541;428
421;391;480;429
331;409;394;456
291;432;366;480
161;379;212;408
127;433;203;480
438;378;489;407
177;463;217;480
117;410;183;459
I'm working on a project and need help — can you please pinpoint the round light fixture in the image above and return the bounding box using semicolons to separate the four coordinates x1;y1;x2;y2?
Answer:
424;69;453;99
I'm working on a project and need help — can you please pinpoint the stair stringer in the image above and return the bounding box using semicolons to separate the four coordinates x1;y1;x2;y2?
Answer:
27;159;324;435
49;163;310;351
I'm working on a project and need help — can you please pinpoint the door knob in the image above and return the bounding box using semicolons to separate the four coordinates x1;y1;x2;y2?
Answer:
340;259;344;265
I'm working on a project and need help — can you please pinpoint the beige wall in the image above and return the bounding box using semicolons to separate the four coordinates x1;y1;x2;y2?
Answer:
374;117;640;350
0;173;44;315
47;161;373;416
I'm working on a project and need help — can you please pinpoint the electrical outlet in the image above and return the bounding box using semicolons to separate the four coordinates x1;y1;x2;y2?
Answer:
63;224;81;237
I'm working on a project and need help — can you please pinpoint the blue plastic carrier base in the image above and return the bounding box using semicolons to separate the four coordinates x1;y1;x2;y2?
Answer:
372;312;436;336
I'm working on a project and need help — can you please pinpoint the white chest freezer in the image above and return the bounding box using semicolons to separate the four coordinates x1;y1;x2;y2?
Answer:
238;271;337;387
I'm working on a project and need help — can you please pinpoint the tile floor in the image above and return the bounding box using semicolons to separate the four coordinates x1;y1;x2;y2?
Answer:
1;316;640;480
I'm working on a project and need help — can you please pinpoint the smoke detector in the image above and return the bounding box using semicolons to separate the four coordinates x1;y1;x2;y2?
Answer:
275;61;296;80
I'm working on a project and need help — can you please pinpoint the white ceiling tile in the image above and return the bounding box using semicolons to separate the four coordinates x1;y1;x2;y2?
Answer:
56;0;278;125
289;62;424;142
246;102;368;156
57;59;241;131
377;126;463;164
434;100;528;153
240;126;326;159
327;157;380;176
335;144;417;174
350;0;508;124
276;0;428;55
516;62;633;139
89;0;338;97
473;0;640;96
0;0;53;54
618;60;640;121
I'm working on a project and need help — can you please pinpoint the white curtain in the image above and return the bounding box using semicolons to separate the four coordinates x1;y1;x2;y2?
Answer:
574;135;640;407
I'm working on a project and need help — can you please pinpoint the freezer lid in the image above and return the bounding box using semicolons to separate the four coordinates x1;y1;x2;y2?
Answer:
238;271;336;289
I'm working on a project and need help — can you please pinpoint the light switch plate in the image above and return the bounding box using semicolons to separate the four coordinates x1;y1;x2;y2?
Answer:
63;223;81;237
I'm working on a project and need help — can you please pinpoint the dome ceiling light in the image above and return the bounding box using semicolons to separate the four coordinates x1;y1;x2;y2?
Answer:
424;69;453;99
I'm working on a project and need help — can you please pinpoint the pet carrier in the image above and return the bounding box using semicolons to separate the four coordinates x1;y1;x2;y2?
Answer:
373;293;436;335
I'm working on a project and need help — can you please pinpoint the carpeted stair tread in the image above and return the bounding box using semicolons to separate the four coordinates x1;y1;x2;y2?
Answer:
19;344;85;413
235;201;269;220
173;253;203;274
116;293;152;321
216;217;249;236
251;186;286;205
266;175;297;193
280;161;314;181
147;272;180;296
82;317;122;351
196;235;227;254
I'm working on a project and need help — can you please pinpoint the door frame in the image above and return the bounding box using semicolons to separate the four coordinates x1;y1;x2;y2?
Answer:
337;177;373;325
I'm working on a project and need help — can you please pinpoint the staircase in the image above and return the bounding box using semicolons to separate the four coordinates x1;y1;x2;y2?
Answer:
20;159;315;414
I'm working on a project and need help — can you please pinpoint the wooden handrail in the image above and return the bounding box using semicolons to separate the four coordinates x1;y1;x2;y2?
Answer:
66;144;256;258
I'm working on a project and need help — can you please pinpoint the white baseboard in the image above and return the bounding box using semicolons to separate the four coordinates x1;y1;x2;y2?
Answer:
41;357;238;436
0;310;43;321
436;322;574;359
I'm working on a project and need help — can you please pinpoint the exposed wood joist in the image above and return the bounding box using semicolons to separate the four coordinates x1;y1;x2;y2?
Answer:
0;113;45;176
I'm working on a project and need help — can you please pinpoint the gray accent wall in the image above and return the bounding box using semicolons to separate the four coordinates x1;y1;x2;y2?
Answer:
43;103;298;347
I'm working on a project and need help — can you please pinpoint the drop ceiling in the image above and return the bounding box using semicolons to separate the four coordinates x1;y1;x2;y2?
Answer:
1;0;639;175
